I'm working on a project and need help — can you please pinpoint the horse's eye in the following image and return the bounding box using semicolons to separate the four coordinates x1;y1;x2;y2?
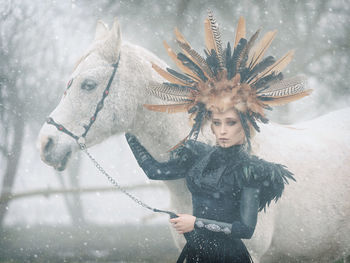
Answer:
81;79;97;91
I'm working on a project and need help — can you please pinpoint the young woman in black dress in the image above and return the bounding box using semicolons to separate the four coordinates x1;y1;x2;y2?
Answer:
126;107;294;262
126;11;311;262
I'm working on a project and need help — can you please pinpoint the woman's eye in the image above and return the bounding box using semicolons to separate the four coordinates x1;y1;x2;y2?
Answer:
213;121;221;126
81;79;97;91
227;121;236;126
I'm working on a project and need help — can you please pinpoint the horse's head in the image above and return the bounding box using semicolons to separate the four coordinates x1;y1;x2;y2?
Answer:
38;19;140;171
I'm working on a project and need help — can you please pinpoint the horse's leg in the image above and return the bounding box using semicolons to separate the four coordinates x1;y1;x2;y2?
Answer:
244;204;276;263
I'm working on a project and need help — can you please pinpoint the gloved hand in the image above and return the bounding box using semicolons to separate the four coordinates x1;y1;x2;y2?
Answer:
125;133;155;168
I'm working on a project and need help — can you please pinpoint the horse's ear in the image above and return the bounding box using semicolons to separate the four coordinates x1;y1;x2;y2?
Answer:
98;18;122;64
94;20;109;40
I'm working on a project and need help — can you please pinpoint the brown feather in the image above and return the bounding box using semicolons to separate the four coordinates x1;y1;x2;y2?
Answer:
247;30;277;69
245;29;261;57
167;135;190;152
234;16;246;48
235;29;261;74
143;103;192;113
146;81;194;102
207;10;224;67
163;41;201;82
174;28;213;79
259;75;307;97
262;89;313;106
250;50;294;85
152;62;192;86
204;18;217;54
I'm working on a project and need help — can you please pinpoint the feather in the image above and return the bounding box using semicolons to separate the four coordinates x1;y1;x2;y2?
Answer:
177;53;208;82
245;29;261;55
152;63;193;86
146;81;194;102
224;42;232;71
257;75;307;97
166;68;194;83
252;111;269;123
247;114;260;132
207;10;224;68
167;135;189;152
163;41;200;82
234;16;246;48
228;38;247;79
143;103;192;113
238;29;260;77
261;90;313;106
205;49;221;76
247;30;277;69
238;111;251;150
246;56;275;82
254;72;283;91
174;28;214;79
250;50;294;85
204;18;216;55
188;108;206;140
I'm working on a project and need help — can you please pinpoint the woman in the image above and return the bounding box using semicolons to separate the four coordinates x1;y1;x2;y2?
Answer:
126;11;310;262
125;107;294;262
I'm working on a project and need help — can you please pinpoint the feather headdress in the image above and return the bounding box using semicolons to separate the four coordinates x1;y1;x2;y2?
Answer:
144;10;313;149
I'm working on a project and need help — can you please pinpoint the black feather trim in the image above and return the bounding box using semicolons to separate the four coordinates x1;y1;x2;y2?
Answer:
224;42;232;78
254;72;283;91
188;103;206;140
246;56;275;82
246;113;260;132
256;72;284;94
205;49;220;76
240;155;295;211
166;67;194;83
228;38;247;80
238;112;251;151
251;112;269;124
177;53;208;82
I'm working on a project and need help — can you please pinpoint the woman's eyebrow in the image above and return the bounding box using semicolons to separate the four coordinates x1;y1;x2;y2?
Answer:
225;118;238;121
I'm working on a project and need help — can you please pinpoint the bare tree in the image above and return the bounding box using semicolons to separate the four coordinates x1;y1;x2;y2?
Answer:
0;1;27;226
0;1;87;227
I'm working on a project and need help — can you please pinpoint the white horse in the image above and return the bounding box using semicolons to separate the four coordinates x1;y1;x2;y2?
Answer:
38;19;350;262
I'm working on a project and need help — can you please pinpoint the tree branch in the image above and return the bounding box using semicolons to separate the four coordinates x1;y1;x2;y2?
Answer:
0;183;166;204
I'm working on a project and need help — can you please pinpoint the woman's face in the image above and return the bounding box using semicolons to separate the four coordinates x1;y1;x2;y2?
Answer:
211;108;245;148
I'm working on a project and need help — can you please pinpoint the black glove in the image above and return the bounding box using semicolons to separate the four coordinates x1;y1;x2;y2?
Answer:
125;133;191;180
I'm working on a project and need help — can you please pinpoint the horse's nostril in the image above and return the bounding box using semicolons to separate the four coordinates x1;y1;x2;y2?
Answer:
44;137;54;153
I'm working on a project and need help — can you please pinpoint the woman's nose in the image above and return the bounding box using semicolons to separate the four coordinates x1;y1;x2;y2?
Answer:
220;124;227;134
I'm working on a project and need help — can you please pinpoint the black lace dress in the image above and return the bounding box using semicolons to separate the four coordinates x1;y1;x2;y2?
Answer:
125;134;294;263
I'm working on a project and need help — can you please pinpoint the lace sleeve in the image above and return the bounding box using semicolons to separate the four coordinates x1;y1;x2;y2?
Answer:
194;187;259;239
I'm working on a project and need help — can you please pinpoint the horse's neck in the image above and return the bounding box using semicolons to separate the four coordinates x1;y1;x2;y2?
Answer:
114;43;189;159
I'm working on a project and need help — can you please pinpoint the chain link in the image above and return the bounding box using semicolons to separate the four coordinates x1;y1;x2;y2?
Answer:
78;142;155;212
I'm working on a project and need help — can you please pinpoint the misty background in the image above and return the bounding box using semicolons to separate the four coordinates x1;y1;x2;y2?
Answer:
0;0;349;262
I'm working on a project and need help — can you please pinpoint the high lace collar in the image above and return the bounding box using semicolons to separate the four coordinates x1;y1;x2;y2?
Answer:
215;144;246;160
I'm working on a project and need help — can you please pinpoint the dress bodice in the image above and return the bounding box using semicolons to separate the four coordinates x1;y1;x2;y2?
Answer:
171;140;295;214
185;144;246;222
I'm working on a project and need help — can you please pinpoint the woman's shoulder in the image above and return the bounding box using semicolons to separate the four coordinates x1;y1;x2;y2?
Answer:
239;154;295;211
170;139;213;160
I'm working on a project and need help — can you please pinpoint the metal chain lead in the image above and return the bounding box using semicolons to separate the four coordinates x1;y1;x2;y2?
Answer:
78;142;155;212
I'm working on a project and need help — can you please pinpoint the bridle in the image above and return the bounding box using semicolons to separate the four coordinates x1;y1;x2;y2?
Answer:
46;55;177;218
46;58;120;142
